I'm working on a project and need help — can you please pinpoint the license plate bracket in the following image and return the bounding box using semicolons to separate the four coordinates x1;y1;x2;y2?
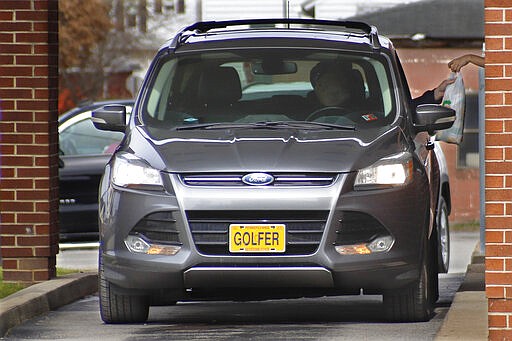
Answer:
229;224;286;253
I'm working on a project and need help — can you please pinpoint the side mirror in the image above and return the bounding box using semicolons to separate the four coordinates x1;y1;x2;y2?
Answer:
92;105;127;132
413;104;456;135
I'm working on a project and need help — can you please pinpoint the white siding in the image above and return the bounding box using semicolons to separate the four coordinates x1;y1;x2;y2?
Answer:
315;2;358;20
305;0;425;20
201;0;301;20
200;0;424;21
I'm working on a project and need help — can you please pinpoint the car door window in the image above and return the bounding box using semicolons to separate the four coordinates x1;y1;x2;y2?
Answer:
60;111;125;156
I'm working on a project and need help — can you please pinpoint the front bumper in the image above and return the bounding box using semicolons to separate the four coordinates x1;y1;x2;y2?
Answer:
99;171;430;297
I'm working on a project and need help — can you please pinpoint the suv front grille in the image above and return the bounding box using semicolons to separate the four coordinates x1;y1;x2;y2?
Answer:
180;173;336;187
187;210;328;256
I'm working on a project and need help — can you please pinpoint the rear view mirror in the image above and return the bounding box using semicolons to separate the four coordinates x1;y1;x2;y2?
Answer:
92;105;127;133
252;60;297;75
413;104;456;135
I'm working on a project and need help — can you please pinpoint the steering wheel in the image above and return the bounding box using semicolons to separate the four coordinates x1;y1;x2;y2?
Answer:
306;106;349;121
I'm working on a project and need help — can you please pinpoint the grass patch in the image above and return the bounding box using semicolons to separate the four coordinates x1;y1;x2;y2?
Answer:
0;267;81;300
451;221;480;232
0;270;27;299
57;268;81;277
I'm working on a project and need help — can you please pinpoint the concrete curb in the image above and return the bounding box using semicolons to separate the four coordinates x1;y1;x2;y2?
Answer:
0;271;98;337
435;246;487;340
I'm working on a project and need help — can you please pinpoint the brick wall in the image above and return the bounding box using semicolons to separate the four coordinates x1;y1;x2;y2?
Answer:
485;1;512;339
0;0;59;283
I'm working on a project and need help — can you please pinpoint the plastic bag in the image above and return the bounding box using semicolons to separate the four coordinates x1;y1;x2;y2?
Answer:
436;72;465;144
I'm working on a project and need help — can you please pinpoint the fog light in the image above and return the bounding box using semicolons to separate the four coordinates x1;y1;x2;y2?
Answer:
125;235;181;255
147;244;181;256
335;244;371;255
125;235;151;253
368;236;394;253
335;236;394;255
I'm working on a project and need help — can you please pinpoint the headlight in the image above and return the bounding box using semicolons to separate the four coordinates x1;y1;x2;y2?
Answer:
111;153;164;191
354;152;413;190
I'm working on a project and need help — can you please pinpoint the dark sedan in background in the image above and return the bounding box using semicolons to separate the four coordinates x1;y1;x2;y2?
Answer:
59;99;134;241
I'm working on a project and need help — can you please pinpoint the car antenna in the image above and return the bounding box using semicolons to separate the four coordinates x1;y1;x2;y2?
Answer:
285;0;290;27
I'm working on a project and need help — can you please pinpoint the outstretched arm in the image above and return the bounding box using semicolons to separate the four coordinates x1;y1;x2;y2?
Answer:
412;78;455;108
448;54;484;72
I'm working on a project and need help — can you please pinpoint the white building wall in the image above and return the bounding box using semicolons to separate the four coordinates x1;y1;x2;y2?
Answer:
317;0;420;19
200;0;302;20
200;0;423;21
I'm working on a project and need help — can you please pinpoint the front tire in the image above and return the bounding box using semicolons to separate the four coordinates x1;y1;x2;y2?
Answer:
436;197;450;273
99;254;149;324
383;240;434;322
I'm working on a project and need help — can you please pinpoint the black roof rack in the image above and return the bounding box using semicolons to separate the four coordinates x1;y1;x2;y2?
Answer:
176;18;381;50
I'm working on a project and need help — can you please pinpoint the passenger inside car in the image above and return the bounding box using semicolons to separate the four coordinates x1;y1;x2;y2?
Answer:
196;65;242;121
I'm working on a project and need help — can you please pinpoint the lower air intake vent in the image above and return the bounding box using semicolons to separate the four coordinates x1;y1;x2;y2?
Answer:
131;211;181;244
336;211;390;245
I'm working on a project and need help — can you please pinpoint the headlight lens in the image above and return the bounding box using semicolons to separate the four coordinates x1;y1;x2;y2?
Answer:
111;153;164;191
354;152;413;190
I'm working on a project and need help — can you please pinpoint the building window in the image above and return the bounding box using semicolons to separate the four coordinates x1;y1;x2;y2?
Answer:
176;0;185;13
457;93;479;168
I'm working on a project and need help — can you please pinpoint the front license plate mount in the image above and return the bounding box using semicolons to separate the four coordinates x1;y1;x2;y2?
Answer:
229;224;286;253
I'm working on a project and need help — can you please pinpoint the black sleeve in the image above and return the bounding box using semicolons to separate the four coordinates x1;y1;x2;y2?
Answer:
412;89;438;108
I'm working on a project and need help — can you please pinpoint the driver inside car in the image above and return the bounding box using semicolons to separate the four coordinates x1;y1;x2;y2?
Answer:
305;61;367;123
308;61;364;110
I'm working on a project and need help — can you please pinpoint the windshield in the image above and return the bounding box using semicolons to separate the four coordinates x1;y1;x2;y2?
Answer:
142;49;395;130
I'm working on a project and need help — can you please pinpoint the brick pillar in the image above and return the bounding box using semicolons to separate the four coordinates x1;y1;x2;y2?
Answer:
0;0;59;283
485;1;512;339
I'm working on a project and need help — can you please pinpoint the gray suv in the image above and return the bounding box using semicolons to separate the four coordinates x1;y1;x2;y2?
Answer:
92;19;455;323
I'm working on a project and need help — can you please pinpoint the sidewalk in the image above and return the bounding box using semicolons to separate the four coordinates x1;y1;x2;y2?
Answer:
436;250;487;340
0;249;486;338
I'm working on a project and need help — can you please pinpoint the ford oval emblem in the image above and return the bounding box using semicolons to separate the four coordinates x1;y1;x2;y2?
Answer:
242;173;274;186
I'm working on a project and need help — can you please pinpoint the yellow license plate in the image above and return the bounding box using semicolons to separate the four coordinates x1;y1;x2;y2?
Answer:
229;224;286;253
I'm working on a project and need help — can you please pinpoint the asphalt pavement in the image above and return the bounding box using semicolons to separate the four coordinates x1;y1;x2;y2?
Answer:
0;233;487;339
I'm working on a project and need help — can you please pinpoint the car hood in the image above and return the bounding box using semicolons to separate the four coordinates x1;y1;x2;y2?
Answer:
129;125;408;173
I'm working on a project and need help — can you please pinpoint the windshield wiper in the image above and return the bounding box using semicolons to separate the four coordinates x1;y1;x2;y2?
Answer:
174;121;356;131
174;123;259;131
174;122;297;131
271;121;356;130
